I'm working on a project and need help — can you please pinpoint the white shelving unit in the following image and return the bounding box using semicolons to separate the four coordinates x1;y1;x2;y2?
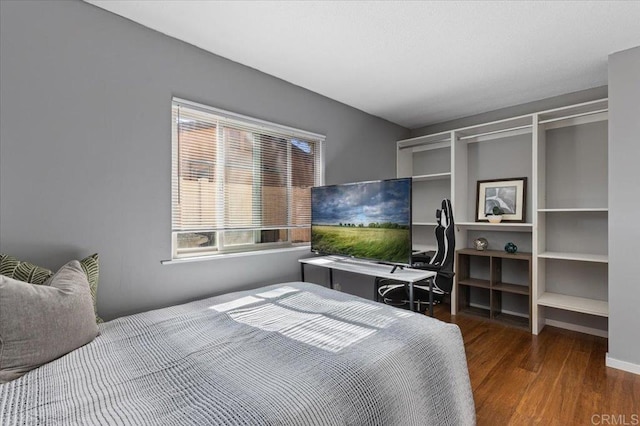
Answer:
397;132;453;253
397;98;609;337
537;252;608;263
533;99;608;336
453;116;534;317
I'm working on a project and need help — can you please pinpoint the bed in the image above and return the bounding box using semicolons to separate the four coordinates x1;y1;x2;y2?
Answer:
0;281;475;425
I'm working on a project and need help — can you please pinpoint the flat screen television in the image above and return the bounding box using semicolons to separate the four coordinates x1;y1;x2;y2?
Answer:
311;178;412;265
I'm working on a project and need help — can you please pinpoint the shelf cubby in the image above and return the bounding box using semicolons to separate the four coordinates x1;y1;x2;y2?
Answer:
455;248;532;330
398;133;453;251
412;178;451;224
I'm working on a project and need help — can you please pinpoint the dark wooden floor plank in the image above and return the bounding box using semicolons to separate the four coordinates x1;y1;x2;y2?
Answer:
538;339;591;424
430;305;640;425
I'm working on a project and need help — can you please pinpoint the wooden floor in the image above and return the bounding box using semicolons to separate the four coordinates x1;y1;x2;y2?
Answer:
430;305;640;425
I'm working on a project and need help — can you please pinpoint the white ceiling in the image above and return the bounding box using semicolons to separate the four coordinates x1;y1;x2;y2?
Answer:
86;1;640;129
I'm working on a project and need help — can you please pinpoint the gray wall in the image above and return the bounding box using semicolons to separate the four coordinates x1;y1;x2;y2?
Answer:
0;0;408;320
608;46;640;367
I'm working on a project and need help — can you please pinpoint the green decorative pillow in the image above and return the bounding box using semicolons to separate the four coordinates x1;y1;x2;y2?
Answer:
0;253;102;323
0;253;53;285
79;253;103;323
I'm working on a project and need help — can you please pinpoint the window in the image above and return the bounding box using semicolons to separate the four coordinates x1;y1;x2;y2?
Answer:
171;98;324;259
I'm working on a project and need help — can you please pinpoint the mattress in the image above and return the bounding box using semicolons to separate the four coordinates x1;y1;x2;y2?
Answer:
0;281;475;425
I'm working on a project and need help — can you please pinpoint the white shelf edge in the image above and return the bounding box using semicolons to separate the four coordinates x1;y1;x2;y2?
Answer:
456;222;533;232
454;114;533;135
458;124;532;142
412;172;451;181
536;98;608;118
538;109;608;125
413;222;437;226
538;292;608;317
457;222;533;227
410;141;451;153
397;130;451;147
538;252;608;263
538;208;608;212
541;111;608;130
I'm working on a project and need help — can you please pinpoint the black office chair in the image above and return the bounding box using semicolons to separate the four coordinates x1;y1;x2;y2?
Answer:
376;199;455;313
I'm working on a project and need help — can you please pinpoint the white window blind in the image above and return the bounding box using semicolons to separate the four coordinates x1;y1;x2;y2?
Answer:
171;98;324;258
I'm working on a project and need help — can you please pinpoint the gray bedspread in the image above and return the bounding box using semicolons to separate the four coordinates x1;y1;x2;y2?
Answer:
0;282;475;425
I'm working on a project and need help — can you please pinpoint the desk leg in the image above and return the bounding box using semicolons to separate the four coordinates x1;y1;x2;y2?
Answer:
409;281;414;312
428;278;434;317
329;268;334;290
300;263;305;282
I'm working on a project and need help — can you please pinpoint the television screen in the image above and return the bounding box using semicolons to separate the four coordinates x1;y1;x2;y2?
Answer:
311;178;412;265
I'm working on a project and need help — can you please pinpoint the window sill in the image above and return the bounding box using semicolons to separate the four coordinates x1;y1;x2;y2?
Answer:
161;245;311;265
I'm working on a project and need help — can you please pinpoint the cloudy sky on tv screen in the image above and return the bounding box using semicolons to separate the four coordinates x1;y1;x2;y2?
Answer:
312;179;410;226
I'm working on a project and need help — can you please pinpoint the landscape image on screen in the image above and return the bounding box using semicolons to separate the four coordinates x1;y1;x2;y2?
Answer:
311;178;412;264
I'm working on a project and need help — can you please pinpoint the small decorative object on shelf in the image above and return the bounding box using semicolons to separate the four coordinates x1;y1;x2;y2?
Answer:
473;237;489;251
487;206;504;223
505;242;518;254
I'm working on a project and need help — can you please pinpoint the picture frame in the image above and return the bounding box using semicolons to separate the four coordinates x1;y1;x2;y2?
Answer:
475;177;527;222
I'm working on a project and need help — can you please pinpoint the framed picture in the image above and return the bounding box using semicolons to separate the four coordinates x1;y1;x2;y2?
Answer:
476;177;527;222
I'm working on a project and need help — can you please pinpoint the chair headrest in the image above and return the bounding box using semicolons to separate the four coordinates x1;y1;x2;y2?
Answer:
438;199;454;229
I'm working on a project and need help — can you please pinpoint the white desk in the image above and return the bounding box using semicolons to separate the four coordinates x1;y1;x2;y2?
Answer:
299;256;437;315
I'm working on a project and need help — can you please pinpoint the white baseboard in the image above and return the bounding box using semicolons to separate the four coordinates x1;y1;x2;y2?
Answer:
466;304;609;337
606;354;640;375
544;319;608;338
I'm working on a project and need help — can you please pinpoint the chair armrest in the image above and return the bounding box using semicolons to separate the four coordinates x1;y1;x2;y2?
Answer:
412;263;442;272
411;252;434;264
437;270;455;279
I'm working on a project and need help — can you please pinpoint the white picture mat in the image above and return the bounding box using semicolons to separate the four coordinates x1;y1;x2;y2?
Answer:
477;179;526;221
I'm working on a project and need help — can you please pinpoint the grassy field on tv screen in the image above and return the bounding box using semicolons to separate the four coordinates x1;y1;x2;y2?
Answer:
311;225;411;263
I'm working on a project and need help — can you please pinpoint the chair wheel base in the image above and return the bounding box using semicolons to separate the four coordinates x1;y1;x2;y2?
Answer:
382;298;441;312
